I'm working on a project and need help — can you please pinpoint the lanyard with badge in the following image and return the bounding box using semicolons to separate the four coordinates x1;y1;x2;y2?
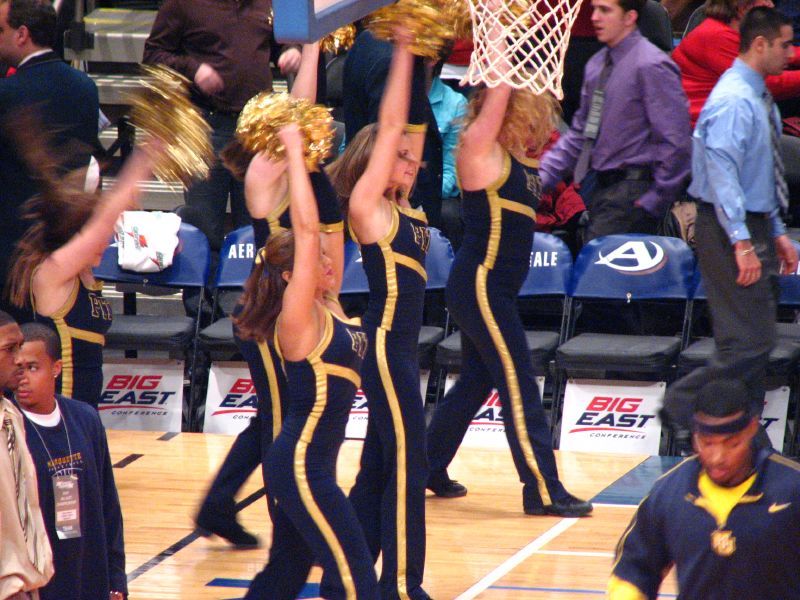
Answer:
27;398;81;539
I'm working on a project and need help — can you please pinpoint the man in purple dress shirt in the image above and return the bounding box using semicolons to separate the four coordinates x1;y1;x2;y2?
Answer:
539;0;692;241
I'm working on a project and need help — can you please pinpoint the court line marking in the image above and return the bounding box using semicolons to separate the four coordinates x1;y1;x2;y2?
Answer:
126;487;267;583
455;518;579;600
113;453;143;469
592;502;640;509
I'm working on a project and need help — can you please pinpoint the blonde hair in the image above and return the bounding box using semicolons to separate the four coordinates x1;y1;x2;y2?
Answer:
462;88;559;157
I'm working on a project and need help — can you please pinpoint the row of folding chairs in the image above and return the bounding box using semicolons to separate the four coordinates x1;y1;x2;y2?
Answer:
428;233;800;454
92;225;800;452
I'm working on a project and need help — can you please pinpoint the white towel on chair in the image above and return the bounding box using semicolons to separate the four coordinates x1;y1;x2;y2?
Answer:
116;211;182;272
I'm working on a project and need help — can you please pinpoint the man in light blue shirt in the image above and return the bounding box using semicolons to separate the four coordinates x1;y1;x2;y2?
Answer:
663;7;799;448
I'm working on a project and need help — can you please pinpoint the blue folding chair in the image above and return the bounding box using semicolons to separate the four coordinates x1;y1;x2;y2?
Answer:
419;228;454;370
433;233;573;409
93;222;211;430
197;225;256;355
556;234;695;383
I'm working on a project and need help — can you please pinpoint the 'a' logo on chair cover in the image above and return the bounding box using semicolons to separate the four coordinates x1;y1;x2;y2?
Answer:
595;241;667;274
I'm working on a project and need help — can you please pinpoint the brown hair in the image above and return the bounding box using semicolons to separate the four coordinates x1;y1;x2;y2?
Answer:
462;88;559;157
220;138;255;181
233;229;295;341
704;0;762;24
4;111;96;308
325;123;379;216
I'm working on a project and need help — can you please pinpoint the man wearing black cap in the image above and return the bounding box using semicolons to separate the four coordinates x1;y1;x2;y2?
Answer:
609;378;800;599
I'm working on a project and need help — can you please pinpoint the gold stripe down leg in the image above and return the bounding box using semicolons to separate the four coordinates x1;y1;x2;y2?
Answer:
474;264;551;505
258;341;282;441
294;362;357;598
376;327;410;598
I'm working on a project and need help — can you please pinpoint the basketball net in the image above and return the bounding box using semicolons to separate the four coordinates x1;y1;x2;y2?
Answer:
464;0;585;99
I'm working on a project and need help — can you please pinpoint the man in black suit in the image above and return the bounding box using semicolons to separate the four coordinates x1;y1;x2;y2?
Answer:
0;0;99;314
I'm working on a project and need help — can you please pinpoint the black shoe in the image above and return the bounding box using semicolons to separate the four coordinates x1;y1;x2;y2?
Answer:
427;470;468;498
542;494;593;518
195;503;261;549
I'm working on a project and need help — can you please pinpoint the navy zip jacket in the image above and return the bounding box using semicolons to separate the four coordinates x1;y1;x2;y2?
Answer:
20;395;126;599
611;449;800;599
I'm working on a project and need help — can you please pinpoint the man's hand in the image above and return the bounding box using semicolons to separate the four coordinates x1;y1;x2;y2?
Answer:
775;234;799;275
734;240;761;287
277;47;302;75
194;63;224;95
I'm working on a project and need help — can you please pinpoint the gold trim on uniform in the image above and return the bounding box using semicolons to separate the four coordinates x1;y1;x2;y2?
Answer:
606;574;648;600
258;340;283;441
473;158;551;503
294;363;357;597
267;194;290;233
475;265;550;504
403;123;427;134
68;327;105;346
277;309;356;596
323;364;361;388
498;198;536;221
320;221;345;233
396;205;428;224
394;253;427;282
376;327;410;598
54;318;74;398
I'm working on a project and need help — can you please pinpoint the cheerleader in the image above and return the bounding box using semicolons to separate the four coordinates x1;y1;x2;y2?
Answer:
6;119;156;408
244;123;378;600
195;42;345;547
424;26;592;518
325;28;431;599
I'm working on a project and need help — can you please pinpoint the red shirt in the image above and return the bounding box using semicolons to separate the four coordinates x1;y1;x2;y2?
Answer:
673;17;800;126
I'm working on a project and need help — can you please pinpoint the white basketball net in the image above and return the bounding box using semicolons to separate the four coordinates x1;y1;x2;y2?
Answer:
464;0;585;99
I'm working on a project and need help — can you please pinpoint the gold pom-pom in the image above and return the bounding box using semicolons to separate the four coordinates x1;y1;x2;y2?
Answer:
129;64;214;186
366;0;457;59
236;92;334;170
321;23;357;54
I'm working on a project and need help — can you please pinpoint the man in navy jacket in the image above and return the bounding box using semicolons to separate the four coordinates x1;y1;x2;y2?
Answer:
609;378;800;599
0;0;98;313
14;323;126;600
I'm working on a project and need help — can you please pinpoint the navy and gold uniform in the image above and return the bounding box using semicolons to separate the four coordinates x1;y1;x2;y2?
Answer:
246;307;379;600
199;169;342;528
33;277;112;408
610;450;800;599
342;203;431;600
426;151;571;512
252;169;344;244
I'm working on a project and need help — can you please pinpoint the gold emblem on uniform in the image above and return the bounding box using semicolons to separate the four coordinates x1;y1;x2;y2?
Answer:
347;329;368;360
710;529;736;557
524;170;542;197
411;223;431;253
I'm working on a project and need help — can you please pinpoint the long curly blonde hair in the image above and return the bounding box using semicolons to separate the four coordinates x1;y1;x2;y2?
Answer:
461;88;560;157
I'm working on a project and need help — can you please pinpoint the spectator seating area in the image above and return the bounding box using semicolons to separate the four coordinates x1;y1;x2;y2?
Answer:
95;226;800;455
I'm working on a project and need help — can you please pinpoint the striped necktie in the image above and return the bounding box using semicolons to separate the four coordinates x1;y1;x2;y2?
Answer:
574;53;614;184
3;415;31;544
764;90;790;215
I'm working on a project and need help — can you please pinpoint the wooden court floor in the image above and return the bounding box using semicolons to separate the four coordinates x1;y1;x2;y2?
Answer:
109;431;678;599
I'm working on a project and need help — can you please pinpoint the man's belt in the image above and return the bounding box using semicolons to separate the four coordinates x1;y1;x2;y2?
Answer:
595;167;652;188
697;201;771;218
